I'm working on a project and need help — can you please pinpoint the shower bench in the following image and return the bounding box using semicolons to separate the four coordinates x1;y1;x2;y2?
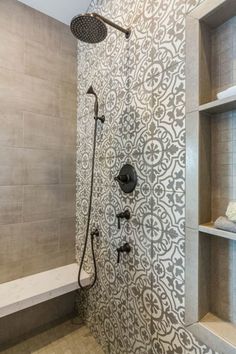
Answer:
0;263;90;318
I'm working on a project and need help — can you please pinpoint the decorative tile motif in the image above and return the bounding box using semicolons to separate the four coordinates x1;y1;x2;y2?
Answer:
186;0;205;14
76;0;216;353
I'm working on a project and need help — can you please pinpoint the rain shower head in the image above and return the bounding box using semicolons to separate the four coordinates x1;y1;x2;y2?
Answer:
70;13;131;43
71;14;107;43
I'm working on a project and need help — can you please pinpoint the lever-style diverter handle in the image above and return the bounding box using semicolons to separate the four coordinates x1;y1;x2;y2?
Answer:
114;174;130;185
94;115;105;123
116;243;131;263
116;210;131;229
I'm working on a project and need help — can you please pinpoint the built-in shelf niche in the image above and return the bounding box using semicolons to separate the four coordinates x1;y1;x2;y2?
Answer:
199;109;236;229
199;0;236;106
186;1;236;353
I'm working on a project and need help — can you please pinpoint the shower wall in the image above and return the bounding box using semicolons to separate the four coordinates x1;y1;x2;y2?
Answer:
76;0;214;354
0;0;77;283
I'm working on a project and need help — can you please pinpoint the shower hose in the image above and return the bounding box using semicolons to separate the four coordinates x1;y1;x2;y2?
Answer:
78;117;99;290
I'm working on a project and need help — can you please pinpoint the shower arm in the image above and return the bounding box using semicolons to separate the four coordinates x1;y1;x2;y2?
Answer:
94;13;131;39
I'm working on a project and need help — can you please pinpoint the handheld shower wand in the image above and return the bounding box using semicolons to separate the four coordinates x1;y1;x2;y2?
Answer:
77;86;105;290
87;86;98;118
87;86;105;123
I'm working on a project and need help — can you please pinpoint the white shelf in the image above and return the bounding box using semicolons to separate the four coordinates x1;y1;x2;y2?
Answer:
199;222;236;241
199;95;236;114
0;263;90;318
188;313;236;354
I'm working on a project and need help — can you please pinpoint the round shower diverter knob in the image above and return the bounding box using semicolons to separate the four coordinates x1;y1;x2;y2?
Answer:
114;164;137;193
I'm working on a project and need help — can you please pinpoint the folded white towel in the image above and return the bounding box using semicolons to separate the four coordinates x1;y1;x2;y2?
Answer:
226;201;236;222
214;216;236;233
217;86;236;100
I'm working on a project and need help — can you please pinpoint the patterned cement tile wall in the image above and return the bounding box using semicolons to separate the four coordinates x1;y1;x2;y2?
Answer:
76;0;216;353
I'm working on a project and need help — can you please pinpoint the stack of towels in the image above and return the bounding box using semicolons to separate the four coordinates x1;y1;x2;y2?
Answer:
214;201;236;233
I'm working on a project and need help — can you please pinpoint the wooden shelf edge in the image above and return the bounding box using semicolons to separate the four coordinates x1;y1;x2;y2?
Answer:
199;222;236;241
199;95;236;114
188;313;236;354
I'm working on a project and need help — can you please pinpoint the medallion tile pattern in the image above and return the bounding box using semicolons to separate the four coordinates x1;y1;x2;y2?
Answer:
76;0;216;353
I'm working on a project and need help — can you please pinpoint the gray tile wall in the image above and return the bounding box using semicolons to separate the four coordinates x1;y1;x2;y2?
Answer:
210;237;236;324
211;111;236;220
0;0;77;283
76;0;217;354
0;292;76;348
209;17;236;326
212;17;236;99
210;18;236;221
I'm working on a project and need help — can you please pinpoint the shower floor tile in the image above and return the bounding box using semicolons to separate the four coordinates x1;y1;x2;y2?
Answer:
1;320;104;354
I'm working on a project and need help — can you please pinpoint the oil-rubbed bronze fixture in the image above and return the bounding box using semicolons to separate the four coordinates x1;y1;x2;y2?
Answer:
87;86;105;123
70;13;131;43
77;86;105;290
114;164;137;193
116;209;131;229
116;243;131;263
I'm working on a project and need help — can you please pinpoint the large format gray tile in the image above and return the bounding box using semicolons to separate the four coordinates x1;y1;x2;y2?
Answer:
59;216;76;251
0;112;23;148
60;150;76;184
60;184;76;218
0;147;24;185
23;148;60;185
0;28;24;73
23;112;62;150
0;186;23;225
0;0;77;285
0;0;25;37
0;68;25;113
23;74;60;117
23;4;63;52
25;40;76;85
0;223;23;265
21;219;60;258
23;185;61;222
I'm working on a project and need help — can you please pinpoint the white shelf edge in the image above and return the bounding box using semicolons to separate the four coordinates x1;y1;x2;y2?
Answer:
187;312;236;354
199;222;236;241
199;95;236;114
0;263;90;318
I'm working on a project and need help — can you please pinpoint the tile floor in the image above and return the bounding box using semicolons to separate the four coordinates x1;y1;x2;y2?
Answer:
1;320;104;354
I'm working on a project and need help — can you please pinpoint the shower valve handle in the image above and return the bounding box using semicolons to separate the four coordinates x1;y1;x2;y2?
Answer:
116;243;131;263
114;174;130;185
116;210;131;229
114;164;137;194
94;115;105;123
